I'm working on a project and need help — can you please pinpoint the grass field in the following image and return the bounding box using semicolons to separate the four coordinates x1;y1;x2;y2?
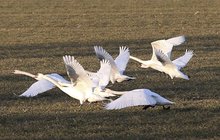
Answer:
0;0;220;139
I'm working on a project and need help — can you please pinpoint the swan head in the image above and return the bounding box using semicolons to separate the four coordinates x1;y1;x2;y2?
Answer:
116;75;136;83
116;78;124;83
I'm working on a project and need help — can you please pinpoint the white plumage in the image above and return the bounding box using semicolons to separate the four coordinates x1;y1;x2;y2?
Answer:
86;59;111;92
130;36;193;80
36;55;110;104
14;59;112;98
151;35;186;58
14;56;110;104
172;50;194;70
94;46;135;84
105;89;174;110
13;70;69;97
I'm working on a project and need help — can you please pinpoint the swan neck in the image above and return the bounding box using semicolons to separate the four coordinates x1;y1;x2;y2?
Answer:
41;75;63;89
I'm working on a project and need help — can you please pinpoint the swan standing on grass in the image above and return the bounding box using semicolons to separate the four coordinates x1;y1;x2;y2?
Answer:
94;46;135;84
130;36;193;80
105;89;174;110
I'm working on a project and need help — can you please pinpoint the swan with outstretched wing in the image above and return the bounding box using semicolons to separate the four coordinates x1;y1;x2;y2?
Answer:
94;46;135;84
105;88;174;110
129;36;193;79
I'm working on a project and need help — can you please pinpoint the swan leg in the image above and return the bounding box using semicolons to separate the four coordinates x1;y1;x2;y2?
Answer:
162;106;170;110
142;105;155;110
78;104;82;108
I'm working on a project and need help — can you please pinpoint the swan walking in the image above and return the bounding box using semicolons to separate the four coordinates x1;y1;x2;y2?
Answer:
130;36;193;79
105;89;174;110
94;46;135;84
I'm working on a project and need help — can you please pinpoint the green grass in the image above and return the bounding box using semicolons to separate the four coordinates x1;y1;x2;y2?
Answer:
0;0;220;139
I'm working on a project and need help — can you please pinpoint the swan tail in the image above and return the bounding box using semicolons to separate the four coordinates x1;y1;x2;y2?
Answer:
178;72;189;80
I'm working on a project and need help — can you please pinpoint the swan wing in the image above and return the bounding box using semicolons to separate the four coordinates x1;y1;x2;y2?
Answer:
172;50;193;70
114;46;130;74
145;89;174;105
155;49;172;65
96;59;111;90
19;73;68;97
94;46;120;74
151;40;172;59
151;36;185;58
105;89;157;110
63;55;93;90
166;35;185;46
19;79;55;97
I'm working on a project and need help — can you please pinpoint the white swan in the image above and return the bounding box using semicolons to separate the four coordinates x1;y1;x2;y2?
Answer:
13;70;70;97
14;59;112;98
130;36;193;79
153;49;191;80
94;46;135;84
105;89;174;110
36;55;110;104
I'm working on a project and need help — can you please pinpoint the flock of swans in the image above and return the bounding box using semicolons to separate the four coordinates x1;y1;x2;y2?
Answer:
14;35;193;110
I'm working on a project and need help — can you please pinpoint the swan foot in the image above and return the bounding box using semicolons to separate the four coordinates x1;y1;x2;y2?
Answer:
162;106;170;110
142;105;155;110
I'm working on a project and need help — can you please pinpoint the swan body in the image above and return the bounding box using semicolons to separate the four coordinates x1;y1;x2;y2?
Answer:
105;89;174;110
94;46;135;84
130;36;193;80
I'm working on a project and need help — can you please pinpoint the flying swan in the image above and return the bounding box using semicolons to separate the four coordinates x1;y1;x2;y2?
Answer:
40;55;111;104
94;46;135;84
130;36;193;80
14;56;113;100
105;89;174;110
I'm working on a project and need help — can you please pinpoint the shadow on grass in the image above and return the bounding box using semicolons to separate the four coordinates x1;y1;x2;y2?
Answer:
1;35;219;59
0;105;219;139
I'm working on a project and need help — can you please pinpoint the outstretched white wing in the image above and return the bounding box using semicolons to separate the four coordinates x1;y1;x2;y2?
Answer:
63;55;93;94
96;59;111;90
19;73;69;97
94;46;120;75
154;49;173;66
172;50;193;70
151;35;185;58
105;89;174;110
146;89;174;105
114;46;130;74
105;89;156;110
166;35;185;46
